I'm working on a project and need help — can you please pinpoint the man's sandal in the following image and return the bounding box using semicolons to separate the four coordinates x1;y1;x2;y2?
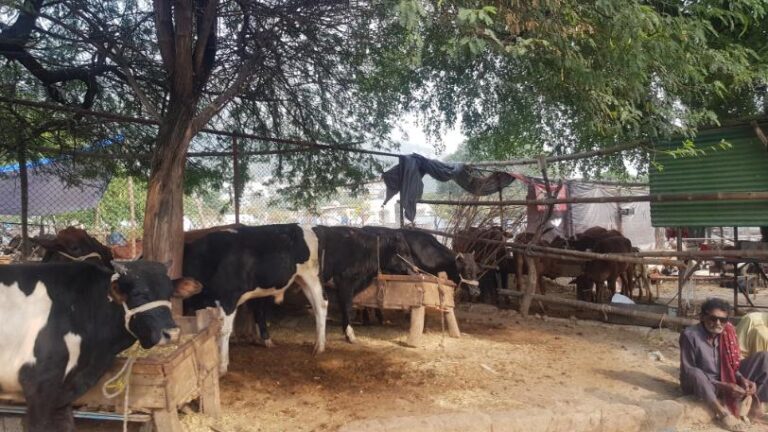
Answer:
719;414;748;432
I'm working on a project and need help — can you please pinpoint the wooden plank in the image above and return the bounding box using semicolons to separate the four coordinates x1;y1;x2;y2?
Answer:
199;371;221;418
406;306;426;347
153;409;183;432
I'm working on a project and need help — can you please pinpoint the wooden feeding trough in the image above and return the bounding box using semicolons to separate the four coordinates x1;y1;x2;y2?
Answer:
0;308;221;432
353;272;461;346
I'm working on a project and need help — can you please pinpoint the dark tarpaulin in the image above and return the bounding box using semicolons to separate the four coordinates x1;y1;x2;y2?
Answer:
0;137;120;216
382;153;516;221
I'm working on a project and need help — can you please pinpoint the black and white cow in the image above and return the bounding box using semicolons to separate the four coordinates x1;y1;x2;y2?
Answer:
181;224;327;374
361;226;480;289
0;260;183;432
313;226;414;343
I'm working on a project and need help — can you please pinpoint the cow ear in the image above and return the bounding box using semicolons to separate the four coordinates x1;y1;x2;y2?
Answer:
172;277;202;299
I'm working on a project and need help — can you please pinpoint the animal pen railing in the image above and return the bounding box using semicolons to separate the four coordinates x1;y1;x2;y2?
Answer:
4;96;768;323
406;143;768;324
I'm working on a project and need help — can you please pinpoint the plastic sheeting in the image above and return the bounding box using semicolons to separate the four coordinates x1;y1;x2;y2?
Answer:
525;180;656;250
0;165;109;216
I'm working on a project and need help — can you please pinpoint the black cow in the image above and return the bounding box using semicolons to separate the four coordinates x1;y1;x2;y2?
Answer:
181;224;327;374
361;226;480;290
0;261;184;432
238;226;415;347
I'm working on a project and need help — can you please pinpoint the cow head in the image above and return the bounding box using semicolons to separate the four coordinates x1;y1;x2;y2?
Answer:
34;227;113;264
455;252;480;295
110;260;186;348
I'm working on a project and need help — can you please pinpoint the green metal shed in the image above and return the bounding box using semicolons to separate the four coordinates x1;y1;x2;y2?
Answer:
649;121;768;227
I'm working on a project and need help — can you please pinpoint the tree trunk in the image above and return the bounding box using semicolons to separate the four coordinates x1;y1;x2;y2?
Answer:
142;102;196;278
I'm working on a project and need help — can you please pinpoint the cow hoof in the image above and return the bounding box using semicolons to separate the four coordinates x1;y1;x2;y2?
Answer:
313;344;326;356
262;338;276;348
344;326;357;344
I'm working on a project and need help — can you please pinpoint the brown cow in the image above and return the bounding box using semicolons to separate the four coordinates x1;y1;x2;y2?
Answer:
511;231;568;295
573;232;633;303
33;227;113;264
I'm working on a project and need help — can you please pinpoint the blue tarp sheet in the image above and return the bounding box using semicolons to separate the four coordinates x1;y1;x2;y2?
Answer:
0;136;123;216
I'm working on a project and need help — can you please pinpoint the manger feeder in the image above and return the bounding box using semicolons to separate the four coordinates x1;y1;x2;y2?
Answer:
353;272;461;347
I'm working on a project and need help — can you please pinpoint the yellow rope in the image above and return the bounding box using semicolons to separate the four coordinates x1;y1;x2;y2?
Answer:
101;342;148;432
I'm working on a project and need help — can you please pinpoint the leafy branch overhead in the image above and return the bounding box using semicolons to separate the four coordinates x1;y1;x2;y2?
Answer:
393;0;768;169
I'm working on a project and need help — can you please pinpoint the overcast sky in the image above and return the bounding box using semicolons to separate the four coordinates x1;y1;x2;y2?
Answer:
389;114;464;160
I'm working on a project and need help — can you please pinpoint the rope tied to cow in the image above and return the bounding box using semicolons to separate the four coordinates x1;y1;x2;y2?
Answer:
56;250;103;261
102;342;145;432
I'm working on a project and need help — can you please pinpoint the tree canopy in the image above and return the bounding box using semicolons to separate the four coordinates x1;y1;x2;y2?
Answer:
391;0;768;176
0;0;766;210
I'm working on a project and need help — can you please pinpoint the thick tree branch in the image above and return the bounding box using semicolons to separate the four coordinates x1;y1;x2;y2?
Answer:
193;0;218;87
153;0;176;75
0;0;115;108
191;56;259;134
173;0;194;97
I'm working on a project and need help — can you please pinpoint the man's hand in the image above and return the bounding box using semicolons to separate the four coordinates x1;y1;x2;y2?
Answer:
741;378;757;396
717;382;747;398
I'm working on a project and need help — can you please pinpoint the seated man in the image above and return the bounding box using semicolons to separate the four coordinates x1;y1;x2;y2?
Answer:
736;312;768;359
680;298;768;431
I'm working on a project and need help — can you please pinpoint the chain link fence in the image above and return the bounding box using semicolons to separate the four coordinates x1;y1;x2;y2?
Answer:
0;151;471;260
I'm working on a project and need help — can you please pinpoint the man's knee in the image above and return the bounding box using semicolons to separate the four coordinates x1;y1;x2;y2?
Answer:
684;369;717;400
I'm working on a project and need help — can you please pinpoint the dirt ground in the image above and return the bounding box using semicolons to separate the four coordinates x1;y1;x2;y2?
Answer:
160;306;689;432
68;276;768;432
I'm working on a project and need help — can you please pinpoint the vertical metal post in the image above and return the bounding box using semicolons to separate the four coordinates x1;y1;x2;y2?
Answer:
18;141;29;261
398;156;404;228
233;136;240;224
128;176;137;259
677;227;685;316
498;188;506;293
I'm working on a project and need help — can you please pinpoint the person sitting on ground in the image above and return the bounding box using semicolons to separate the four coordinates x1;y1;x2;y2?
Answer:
680;298;768;431
736;312;768;359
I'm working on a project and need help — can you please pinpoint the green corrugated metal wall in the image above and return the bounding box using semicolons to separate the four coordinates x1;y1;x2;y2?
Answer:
649;122;768;227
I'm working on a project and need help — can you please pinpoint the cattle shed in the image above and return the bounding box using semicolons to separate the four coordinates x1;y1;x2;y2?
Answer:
649;121;768;227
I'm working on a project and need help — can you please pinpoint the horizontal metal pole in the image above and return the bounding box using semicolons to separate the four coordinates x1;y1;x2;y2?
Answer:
0;404;150;422
0;96;400;158
419;191;768;207
466;141;647;167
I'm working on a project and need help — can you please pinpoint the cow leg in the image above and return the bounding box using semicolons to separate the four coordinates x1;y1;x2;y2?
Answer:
251;299;275;348
50;405;75;432
619;272;630;298
23;395;74;432
361;308;371;325
217;306;236;375
375;308;385;325
296;276;327;355
335;285;357;343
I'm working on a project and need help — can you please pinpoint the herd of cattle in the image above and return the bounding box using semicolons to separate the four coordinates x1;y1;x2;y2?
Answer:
467;226;650;304
0;223;481;431
0;222;645;431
